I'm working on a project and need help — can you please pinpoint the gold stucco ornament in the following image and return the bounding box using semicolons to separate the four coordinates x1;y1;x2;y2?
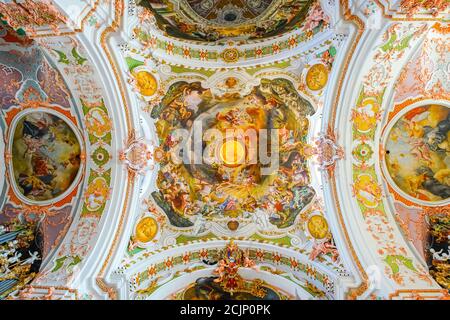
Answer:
134;70;158;96
307;215;329;239
306;64;329;91
135;217;158;243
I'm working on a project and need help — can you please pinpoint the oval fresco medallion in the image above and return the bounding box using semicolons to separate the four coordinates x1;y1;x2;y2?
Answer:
11;111;82;202
384;104;449;203
307;215;329;240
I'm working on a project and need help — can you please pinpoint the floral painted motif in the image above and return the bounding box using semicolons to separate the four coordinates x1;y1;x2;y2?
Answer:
132;1;331;63
385;105;450;203
151;79;316;229
137;0;317;42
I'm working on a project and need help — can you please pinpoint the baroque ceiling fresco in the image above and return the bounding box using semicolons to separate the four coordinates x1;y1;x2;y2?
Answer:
136;0;315;41
0;0;448;301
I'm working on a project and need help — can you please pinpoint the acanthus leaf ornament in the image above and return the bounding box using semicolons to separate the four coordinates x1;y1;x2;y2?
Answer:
119;131;154;175
312;127;344;176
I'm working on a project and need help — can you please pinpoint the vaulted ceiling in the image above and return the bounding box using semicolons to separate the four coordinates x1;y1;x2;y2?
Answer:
0;0;448;300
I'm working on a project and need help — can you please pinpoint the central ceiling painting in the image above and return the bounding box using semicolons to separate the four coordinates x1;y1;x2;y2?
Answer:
137;0;315;41
384;104;450;203
151;78;316;230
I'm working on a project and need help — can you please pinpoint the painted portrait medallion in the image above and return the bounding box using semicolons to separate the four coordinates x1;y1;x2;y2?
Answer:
385;105;449;203
307;215;329;239
11;111;81;202
135;217;158;243
134;70;158;96
306;64;328;91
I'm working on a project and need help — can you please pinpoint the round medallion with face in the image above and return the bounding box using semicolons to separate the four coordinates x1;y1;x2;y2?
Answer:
306;64;329;91
307;215;329;239
135;217;158;243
